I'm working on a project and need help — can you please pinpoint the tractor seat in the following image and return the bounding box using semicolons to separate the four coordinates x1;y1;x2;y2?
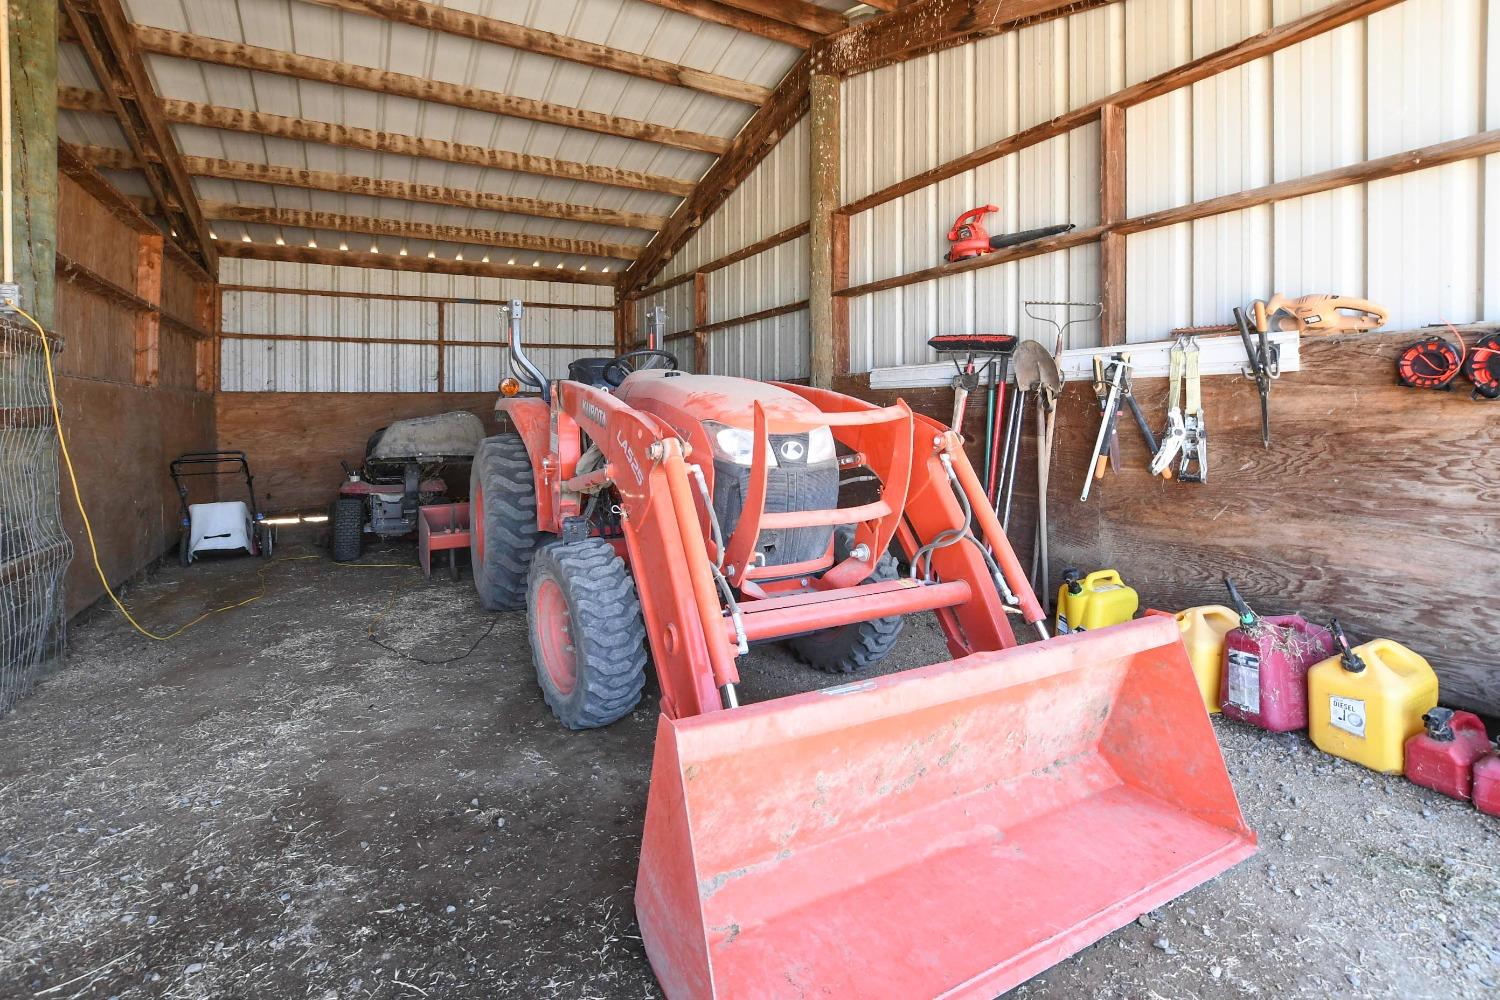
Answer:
568;357;615;387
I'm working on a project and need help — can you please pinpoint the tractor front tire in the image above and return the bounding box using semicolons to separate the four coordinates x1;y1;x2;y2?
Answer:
331;496;364;562
526;539;647;730
470;434;544;611
788;526;905;674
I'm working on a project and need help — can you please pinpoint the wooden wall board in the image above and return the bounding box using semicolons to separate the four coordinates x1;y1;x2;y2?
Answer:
840;329;1499;716
52;164;218;619
215;392;509;512
57;174;137;289
56;379;215;617
161;256;205;330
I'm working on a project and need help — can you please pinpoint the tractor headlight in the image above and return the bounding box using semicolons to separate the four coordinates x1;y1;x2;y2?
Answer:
703;421;775;468
806;426;837;464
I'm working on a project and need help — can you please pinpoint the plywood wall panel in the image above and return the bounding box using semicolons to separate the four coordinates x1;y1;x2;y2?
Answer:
215;392;507;512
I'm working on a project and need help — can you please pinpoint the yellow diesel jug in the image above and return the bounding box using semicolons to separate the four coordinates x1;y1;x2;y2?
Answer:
1308;620;1438;774
1174;605;1239;714
1054;569;1138;635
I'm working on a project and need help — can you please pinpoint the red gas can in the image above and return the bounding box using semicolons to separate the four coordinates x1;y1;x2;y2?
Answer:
1404;709;1491;801
1475;753;1500;817
1215;581;1336;731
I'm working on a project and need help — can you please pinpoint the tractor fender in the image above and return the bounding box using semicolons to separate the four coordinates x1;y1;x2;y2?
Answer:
497;397;554;527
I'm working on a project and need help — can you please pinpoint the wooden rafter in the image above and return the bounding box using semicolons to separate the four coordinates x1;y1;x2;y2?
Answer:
60;86;694;198
294;0;771;105
73;145;669;232
132;25;730;155
219;241;617;284
59;0;214;267
816;0;1117;76
711;1;845;34
632;0;822;48
176;201;643;262
625;56;811;292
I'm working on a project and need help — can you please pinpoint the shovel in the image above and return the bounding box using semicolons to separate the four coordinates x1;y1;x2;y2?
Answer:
1012;342;1061;597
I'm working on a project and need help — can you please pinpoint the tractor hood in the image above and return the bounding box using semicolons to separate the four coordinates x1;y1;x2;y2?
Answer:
613;370;824;432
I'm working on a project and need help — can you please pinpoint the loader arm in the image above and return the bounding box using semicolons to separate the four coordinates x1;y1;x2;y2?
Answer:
552;381;742;719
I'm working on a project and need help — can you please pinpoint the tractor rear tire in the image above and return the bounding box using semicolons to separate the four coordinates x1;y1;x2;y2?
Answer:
331;496;364;563
526;538;647;730
788;526;904;674
470;434;544;611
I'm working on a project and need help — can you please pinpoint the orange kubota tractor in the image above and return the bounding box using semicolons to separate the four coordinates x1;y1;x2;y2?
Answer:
470;302;1255;999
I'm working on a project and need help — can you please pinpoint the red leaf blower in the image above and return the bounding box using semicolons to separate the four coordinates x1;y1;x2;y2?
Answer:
944;205;1076;263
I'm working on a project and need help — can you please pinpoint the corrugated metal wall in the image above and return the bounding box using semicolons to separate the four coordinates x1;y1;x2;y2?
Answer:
219;259;614;392
639;118;811;380
842;0;1495;372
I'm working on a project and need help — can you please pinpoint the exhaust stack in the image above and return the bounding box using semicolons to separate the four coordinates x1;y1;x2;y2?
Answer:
505;299;550;398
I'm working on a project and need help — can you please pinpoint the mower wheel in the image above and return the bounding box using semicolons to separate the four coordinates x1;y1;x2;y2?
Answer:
788;526;904;674
470;434;544;611
331;496;364;562
526;538;647;730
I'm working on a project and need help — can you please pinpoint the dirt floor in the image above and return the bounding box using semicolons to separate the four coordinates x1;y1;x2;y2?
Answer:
2;531;1498;999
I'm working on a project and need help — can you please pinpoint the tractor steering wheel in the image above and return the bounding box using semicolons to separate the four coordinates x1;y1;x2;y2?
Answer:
603;349;678;387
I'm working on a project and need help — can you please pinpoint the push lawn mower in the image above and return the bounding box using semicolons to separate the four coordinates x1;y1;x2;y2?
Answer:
170;451;273;565
464;301;1257;999
328;411;485;562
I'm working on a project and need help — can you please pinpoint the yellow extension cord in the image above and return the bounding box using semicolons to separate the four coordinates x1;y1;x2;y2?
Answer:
16;303;413;641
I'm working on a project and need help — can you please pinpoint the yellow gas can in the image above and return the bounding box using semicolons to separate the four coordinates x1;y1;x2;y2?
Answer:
1173;605;1239;714
1054;569;1138;635
1308;621;1439;774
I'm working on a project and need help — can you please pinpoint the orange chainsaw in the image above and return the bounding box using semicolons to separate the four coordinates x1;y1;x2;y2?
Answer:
1254;294;1387;335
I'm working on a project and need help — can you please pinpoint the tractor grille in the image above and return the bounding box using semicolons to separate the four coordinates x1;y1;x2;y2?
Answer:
712;443;838;569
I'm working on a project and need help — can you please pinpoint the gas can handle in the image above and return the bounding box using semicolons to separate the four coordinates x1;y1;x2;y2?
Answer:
1329;618;1366;673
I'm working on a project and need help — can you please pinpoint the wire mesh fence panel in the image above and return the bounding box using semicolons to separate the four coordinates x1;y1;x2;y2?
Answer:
0;312;72;714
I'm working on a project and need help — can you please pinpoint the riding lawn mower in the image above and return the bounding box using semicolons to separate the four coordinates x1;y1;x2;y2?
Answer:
328;411;484;562
466;302;1256;998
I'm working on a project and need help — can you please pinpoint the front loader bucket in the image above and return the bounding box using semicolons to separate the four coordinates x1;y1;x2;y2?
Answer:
635;616;1255;999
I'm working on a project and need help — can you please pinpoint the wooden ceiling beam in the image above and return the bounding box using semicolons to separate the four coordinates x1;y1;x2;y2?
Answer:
59;0;215;267
631;1;822;48
132;25;730;155
73;145;669;232
626;56;811;291
218;240;617;284
294;0;771;105
188;201;642;262
816;0;1118;76
60;85;694;198
710;1;845;34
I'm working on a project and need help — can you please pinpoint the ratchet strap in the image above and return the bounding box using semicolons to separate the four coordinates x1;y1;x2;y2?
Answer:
1179;339;1206;483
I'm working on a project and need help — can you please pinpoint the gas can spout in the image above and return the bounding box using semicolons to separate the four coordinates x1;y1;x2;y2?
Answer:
1223;577;1257;629
1330;618;1367;673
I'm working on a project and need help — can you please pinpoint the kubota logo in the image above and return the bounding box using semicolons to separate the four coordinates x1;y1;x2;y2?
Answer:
779;440;805;462
580;400;608;428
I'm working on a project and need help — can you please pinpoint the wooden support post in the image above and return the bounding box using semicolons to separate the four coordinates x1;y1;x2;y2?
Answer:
618;297;636;353
1098;104;1127;347
435;300;446;392
9;0;58;324
193;280;216;392
808;71;840;388
693;272;708;373
831;211;849;376
133;233;164;386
